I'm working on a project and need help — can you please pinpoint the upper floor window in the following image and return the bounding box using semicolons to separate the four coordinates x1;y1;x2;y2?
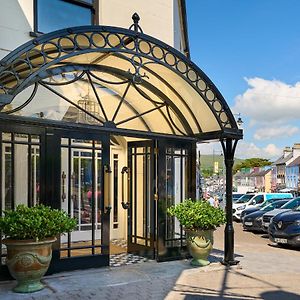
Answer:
34;0;95;34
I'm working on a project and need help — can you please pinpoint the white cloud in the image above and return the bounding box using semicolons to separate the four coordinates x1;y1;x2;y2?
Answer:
197;141;281;160
235;141;281;160
254;125;299;140
234;77;300;123
197;142;222;155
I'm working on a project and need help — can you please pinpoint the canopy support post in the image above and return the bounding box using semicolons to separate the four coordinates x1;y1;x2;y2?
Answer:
221;138;239;266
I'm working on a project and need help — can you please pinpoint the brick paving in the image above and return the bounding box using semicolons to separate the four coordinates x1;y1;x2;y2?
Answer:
1;224;300;299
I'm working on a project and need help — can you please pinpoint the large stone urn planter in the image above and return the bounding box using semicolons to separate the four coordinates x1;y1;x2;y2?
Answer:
4;237;56;293
185;229;214;266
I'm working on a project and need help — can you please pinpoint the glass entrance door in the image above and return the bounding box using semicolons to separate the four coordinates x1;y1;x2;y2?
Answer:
156;141;196;261
127;141;155;258
60;138;102;249
48;129;111;273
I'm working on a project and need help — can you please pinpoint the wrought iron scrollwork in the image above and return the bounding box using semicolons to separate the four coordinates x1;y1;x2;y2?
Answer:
0;14;239;134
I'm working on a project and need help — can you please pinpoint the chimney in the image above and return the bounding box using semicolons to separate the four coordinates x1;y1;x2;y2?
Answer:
283;147;292;157
292;143;300;158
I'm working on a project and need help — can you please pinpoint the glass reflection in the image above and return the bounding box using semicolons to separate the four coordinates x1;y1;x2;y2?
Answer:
37;0;93;33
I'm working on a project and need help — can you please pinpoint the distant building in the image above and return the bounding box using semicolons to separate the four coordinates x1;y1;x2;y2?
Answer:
286;156;300;194
273;144;300;192
273;147;293;191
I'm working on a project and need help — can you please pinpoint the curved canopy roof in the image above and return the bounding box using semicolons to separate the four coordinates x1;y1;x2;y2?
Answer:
0;15;242;140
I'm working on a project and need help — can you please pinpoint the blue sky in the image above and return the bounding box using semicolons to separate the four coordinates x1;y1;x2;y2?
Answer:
186;0;300;159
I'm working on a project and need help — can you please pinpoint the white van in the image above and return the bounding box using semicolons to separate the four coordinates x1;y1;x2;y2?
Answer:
232;192;293;220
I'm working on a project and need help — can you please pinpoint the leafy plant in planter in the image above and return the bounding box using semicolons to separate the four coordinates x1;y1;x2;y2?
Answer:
168;199;226;266
0;205;77;293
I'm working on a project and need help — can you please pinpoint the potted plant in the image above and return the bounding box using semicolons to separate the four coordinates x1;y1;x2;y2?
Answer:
0;204;77;293
168;199;226;266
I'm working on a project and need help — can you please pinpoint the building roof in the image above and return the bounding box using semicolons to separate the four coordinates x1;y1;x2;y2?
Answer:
256;169;271;177
287;156;300;167
273;153;293;165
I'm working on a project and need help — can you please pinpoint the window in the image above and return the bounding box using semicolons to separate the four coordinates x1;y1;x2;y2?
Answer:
34;0;95;34
252;195;264;204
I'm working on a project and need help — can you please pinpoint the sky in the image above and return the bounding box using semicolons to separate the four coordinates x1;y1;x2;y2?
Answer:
186;0;300;160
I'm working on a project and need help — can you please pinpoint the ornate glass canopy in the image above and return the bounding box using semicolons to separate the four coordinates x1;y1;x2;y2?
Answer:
0;14;242;140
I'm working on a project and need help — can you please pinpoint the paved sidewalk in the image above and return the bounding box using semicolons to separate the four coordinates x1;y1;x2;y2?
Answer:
1;224;300;299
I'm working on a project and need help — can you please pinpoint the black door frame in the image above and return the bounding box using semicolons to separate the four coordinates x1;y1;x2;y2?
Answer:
127;140;156;258
156;139;196;261
45;127;111;274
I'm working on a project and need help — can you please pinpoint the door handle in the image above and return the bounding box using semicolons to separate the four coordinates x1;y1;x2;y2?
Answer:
61;171;66;202
121;166;129;209
104;164;112;214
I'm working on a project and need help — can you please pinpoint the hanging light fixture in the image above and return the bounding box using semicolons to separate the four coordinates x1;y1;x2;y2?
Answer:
77;80;99;124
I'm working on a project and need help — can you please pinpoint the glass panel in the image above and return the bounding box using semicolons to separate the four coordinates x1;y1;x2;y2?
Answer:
96;151;102;228
136;154;145;245
3;144;12;210
79;156;93;228
131;152;136;239
37;0;93;33
113;155;118;223
31;135;40;144
14;133;28;143
61;138;69;146
32;147;40;206
1;134;41;212
14;144;28;206
146;152;151;246
60;139;102;258
2;133;11;141
165;147;188;248
166;154;174;246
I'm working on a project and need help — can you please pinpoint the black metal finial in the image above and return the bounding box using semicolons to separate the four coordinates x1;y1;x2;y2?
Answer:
130;13;143;33
132;13;140;25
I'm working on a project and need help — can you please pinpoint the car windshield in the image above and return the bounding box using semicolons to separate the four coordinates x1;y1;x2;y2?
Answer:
261;200;286;211
235;194;255;203
260;201;270;208
261;203;275;211
233;194;244;200
294;205;300;211
281;198;300;209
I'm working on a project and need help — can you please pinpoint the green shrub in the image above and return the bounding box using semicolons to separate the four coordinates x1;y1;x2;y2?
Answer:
167;199;226;230
0;205;77;241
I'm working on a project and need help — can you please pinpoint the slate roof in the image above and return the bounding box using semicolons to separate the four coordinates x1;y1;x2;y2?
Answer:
273;153;293;165
287;156;300;167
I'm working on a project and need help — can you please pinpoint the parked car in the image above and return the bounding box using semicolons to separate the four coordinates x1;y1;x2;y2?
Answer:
233;193;293;221
242;199;290;232
232;193;256;220
268;206;300;247
240;197;293;220
233;193;245;201
220;192;245;210
262;197;300;232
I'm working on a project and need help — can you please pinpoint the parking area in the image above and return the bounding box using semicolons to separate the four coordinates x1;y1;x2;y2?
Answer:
229;222;300;273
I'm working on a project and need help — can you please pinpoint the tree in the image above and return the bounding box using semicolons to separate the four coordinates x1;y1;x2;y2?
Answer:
201;168;214;178
234;158;272;173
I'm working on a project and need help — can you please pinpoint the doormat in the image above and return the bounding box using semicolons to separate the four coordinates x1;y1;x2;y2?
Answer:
110;253;150;267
